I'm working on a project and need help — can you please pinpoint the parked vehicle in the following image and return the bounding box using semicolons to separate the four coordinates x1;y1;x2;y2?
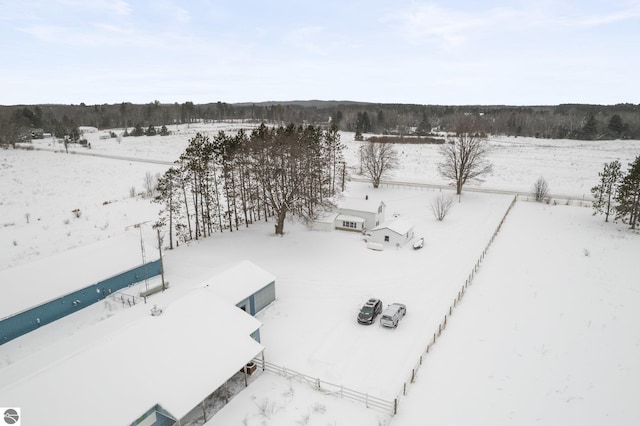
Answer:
380;303;407;328
357;298;383;324
413;237;424;250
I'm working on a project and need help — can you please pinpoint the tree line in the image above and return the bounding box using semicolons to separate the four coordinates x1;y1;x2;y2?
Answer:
2;101;639;147
153;123;345;248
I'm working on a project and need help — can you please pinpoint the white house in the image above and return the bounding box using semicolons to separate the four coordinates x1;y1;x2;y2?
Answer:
335;197;386;232
369;217;415;247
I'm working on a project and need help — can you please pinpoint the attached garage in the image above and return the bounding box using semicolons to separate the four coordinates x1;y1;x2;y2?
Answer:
207;260;276;322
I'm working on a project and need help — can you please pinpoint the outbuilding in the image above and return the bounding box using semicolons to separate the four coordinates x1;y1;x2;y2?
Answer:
369;217;415;247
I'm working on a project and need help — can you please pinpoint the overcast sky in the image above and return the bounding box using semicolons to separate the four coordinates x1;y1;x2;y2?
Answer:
2;0;639;106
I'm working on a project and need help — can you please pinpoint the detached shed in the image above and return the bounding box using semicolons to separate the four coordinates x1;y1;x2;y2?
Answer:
370;217;415;247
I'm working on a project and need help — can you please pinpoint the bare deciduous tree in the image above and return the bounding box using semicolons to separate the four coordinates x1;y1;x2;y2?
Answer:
360;142;399;188
143;171;157;198
438;115;493;197
532;177;550;202
431;193;454;221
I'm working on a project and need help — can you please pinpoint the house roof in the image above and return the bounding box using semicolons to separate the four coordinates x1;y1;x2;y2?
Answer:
0;230;160;319
371;217;414;236
338;197;384;214
313;211;339;224
0;285;263;426
207;260;276;306
336;214;366;223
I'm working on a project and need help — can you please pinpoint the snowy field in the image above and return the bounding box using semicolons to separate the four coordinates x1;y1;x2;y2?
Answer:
1;123;639;425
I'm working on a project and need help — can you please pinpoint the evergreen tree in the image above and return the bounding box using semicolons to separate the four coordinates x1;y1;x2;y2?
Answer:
591;160;622;222
416;112;431;136
615;156;640;229
131;123;144;136
160;125;170;136
146;125;157;136
582;113;598;139
607;114;624;136
154;167;181;249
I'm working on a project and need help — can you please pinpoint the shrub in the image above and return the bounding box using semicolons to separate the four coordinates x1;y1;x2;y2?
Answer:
532;177;549;202
431;193;454;221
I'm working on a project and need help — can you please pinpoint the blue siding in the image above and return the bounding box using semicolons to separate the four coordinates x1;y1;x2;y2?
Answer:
253;282;276;313
131;404;176;426
1;260;162;345
251;329;261;343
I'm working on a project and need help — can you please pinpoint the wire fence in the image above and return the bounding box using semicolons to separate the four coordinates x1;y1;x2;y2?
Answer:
252;195;520;416
107;290;143;308
362;177;593;208
395;195;519;404
252;357;398;415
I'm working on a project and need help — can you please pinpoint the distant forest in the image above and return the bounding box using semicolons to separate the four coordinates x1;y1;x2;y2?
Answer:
1;100;639;145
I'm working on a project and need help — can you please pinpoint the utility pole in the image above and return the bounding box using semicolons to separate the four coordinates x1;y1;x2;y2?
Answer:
125;221;151;297
156;227;166;290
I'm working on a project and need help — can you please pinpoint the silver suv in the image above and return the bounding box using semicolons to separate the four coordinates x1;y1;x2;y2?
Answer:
380;303;406;328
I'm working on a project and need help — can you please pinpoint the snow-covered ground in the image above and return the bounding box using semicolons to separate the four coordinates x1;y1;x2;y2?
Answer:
1;123;639;425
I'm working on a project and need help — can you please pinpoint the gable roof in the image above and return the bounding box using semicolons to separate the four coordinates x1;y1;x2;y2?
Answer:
338;197;384;214
0;285;263;426
371;217;414;236
207;260;276;305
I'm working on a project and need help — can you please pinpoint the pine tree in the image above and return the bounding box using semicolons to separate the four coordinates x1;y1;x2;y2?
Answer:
607;114;624;136
591;160;622;222
615;156;640;229
582;113;598;139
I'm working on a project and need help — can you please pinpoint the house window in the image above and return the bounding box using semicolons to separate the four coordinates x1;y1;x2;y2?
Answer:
384;235;390;242
342;221;357;229
378;205;383;213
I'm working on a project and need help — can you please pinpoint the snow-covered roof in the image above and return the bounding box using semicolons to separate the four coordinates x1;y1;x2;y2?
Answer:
338;197;384;214
314;211;339;224
0;231;160;319
371;217;414;235
207;260;275;305
336;214;366;223
0;285;263;426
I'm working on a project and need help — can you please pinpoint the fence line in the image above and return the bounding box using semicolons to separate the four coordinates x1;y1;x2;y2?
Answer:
366;178;592;207
396;195;519;405
107;290;143;308
252;357;397;415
